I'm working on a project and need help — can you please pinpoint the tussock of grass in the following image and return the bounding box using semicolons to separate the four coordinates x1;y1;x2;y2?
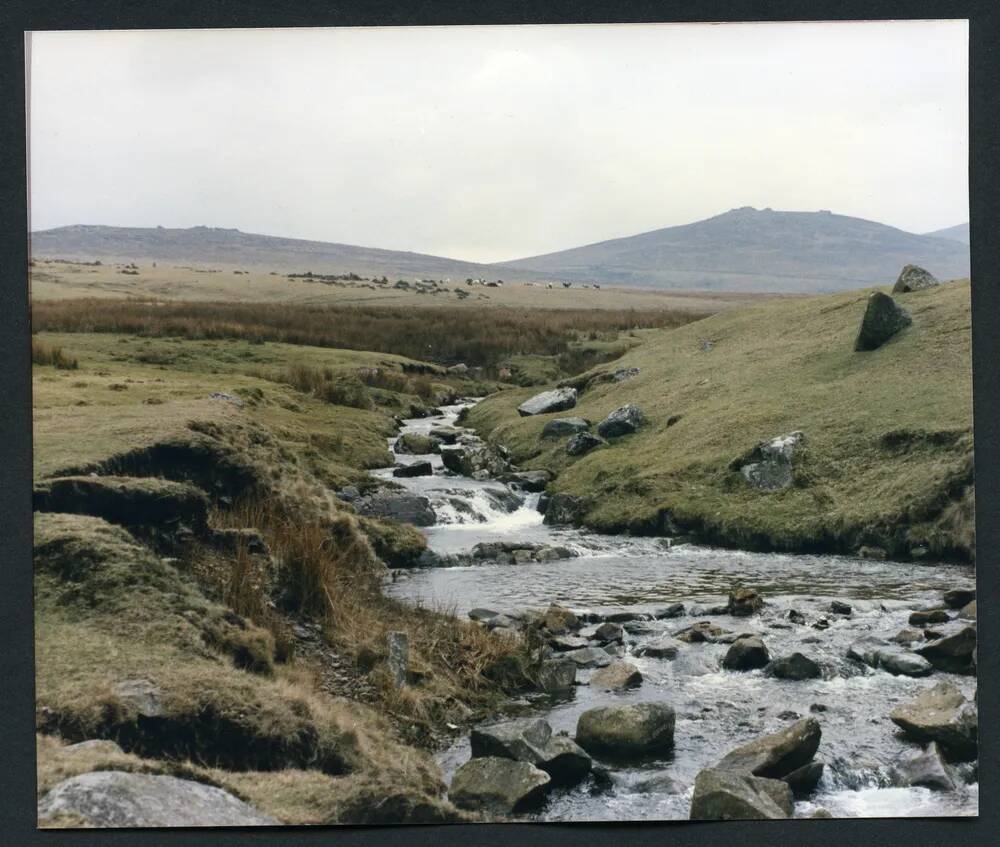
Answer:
32;337;78;369
468;280;975;559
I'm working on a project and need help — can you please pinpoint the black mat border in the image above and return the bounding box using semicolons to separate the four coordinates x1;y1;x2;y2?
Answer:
1;2;996;845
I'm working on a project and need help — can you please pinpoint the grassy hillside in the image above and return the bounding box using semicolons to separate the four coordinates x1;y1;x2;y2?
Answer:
466;280;974;560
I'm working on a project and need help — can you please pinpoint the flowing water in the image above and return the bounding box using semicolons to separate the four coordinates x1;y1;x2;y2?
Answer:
380;401;978;821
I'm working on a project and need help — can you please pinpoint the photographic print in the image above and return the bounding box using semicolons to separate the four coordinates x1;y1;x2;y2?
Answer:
28;20;976;827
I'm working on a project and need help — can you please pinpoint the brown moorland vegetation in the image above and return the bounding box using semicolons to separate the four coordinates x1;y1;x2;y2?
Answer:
32;297;710;375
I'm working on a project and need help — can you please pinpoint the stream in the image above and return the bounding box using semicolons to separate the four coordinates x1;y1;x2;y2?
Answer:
379;400;978;820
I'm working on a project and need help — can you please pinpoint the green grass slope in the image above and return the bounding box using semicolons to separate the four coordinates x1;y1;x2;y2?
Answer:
467;280;974;560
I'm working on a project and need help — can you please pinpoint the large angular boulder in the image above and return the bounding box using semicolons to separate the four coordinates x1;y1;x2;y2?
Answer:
689;768;792;820
722;636;770;671
354;490;436;527
37;772;279;827
541;417;591;438
566;432;606;456
596;404;645;438
854;291;912;351
890;741;956;792
33;475;210;534
889;682;978;760
563;646;613;668
717;718;822;779
499;470;552;492
915;625;977;674
892;264;940;294
518;388;578;417
575;703;675;756
731;432;804;491
594;622;624;643
471;719;592;786
767;652;821;681
449;757;551;814
590;661;643;691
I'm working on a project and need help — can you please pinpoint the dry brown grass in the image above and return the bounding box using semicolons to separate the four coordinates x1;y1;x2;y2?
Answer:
32;337;78;369
32;296;709;373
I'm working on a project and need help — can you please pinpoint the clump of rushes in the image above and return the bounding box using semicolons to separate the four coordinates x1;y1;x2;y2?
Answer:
258;363;374;410
32;337;78;369
211;498;531;737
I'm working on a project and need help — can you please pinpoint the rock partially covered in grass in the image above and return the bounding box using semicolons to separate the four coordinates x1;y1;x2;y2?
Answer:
517;388;578;417
37;772;280;827
542;417;591;438
892;264;940;294
566;432;606;456
575;703;675;756
33;475;210;534
889;682;978;760
854;291;912;351
448;757;551;814
596;404;645;438
690;768;793;820
731;432;804;492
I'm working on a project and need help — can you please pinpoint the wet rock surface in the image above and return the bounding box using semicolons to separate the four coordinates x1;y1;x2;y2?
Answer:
449;757;551;814
575;703;675;757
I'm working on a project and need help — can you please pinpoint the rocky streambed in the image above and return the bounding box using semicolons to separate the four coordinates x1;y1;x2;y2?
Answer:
372;400;978;820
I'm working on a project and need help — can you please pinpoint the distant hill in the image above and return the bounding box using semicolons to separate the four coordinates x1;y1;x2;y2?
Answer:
31;208;971;294
29;224;515;283
923;222;970;244
499;207;971;292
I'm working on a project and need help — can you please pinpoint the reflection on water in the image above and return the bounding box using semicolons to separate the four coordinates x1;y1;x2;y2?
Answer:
380;401;978;821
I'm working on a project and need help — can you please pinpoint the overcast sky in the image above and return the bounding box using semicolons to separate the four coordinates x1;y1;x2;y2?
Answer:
28;21;968;263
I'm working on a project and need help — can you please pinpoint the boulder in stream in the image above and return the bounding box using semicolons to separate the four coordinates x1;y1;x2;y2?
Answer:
847;636;933;677
394;432;440;455
722;635;770;671
354;489;436;527
393;461;433;478
889;682;978;761
594;622;624;643
470;719;592;786
943;588;975;609
534;658;577;693
440;443;510;477
634;636;681;660
915;625;977;674
518;388;578;417
590;661;642;691
563;646;613;668
717;717;822;780
543;493;589;526
767;652;821;681
499;470;552;492
890;741;956;792
449;757;551;814
575;703;675;756
909;608;951;626
689;768;792;820
728;586;764;616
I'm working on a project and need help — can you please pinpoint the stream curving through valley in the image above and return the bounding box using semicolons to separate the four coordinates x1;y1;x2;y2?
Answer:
379;400;978;821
